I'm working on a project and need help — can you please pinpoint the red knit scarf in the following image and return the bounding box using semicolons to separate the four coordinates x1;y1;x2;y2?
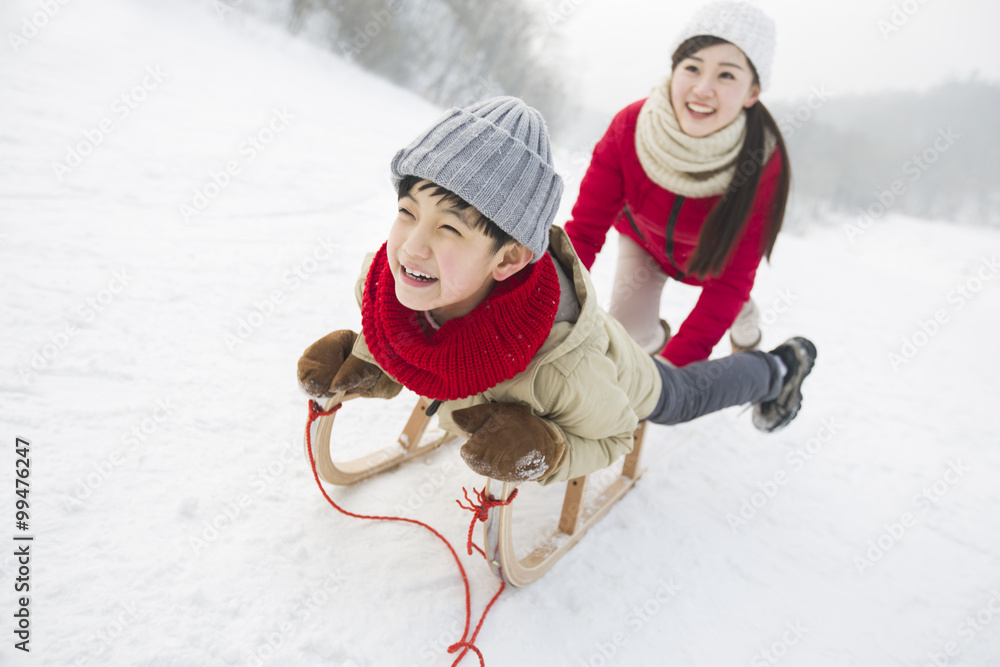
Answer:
361;243;560;401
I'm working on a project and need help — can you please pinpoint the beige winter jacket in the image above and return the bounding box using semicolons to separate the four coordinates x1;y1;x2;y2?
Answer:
351;226;663;485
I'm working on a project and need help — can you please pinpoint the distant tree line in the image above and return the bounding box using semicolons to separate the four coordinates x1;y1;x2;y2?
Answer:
233;2;997;227
772;79;1000;227
241;0;569;133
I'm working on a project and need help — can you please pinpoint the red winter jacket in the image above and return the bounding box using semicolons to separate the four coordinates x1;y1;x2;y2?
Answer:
565;99;784;367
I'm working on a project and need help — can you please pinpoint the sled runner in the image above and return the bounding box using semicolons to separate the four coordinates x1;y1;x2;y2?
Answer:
306;394;647;586
306;392;454;485
481;423;646;587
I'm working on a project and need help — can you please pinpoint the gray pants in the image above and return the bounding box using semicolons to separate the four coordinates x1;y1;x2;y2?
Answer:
646;352;783;425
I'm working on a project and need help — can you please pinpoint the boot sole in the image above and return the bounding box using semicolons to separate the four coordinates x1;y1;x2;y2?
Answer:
752;337;816;433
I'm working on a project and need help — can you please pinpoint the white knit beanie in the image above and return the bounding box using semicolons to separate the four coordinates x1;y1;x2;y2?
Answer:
671;1;776;91
390;97;564;262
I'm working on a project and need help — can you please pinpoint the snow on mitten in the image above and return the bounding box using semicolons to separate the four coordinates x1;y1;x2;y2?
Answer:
297;330;401;399
453;403;567;483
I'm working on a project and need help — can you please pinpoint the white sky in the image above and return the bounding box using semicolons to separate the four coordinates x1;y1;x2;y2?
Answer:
549;0;1000;112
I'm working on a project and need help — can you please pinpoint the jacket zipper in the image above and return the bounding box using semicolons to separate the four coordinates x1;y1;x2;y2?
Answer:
664;196;686;280
622;203;647;243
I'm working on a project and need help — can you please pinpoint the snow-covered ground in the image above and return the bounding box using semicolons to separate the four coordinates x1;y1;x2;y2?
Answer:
2;1;999;665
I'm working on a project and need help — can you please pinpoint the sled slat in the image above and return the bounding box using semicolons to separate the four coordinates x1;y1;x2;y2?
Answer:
484;422;649;587
306;395;453;486
399;396;434;451
558;477;587;536
621;422;646;479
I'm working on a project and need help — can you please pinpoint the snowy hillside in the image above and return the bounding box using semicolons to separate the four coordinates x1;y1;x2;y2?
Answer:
2;1;999;666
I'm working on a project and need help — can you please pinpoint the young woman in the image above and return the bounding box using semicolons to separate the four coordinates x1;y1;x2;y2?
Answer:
565;1;790;367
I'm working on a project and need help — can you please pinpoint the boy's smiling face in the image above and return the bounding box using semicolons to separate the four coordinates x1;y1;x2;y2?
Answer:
387;180;532;325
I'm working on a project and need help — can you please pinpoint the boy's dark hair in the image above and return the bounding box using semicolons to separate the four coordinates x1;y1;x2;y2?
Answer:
396;175;515;256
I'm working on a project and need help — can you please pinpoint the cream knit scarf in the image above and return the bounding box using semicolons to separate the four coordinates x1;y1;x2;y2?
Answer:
635;77;775;198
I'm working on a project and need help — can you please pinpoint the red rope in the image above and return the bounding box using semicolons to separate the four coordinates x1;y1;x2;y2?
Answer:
457;486;518;558
304;400;511;666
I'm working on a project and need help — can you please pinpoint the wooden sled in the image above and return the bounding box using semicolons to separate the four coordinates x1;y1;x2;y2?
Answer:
306;392;453;485
308;392;647;586
481;423;647;587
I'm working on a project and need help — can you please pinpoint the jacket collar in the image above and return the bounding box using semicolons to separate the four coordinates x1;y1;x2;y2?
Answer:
534;226;599;359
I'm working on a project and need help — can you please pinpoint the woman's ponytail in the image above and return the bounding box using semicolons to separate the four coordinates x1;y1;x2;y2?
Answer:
673;36;791;280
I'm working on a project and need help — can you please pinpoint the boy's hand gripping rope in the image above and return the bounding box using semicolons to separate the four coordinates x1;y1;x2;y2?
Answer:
304;400;516;667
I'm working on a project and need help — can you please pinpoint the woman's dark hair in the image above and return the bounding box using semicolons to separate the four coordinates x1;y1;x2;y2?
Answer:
671;36;791;279
396;174;515;255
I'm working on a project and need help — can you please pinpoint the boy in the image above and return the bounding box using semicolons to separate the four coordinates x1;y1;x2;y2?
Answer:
297;97;816;485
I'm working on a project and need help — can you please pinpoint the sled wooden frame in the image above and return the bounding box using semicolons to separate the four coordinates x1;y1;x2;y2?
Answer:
481;422;647;587
307;394;647;586
306;392;453;486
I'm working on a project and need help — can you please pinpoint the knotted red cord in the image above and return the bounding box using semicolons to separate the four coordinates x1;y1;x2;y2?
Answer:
447;486;520;662
304;399;511;666
457;486;519;558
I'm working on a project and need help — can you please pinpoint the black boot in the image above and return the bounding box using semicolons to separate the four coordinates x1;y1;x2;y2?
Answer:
752;337;817;433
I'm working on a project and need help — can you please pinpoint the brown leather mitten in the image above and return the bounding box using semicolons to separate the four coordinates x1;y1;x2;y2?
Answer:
453;403;567;483
330;354;402;399
297;330;402;399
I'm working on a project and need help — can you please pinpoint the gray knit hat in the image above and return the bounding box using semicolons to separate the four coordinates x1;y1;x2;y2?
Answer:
671;1;776;91
390;96;563;262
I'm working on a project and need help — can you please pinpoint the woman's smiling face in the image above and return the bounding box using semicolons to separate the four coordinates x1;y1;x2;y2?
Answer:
670;41;760;137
